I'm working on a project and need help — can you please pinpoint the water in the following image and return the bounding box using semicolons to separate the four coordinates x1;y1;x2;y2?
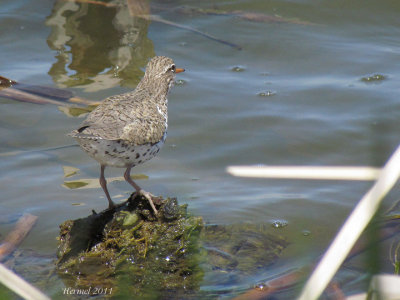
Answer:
1;0;400;298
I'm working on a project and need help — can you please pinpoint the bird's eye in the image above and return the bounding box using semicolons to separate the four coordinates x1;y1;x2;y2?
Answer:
170;65;176;72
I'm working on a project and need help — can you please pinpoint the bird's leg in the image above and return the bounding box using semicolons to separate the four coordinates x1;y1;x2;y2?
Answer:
124;166;158;215
100;165;115;209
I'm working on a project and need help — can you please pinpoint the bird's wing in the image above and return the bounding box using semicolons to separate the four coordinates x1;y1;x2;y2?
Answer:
68;92;166;145
119;115;166;145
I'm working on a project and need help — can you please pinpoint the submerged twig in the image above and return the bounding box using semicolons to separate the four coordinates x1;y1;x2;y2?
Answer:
147;15;242;50
0;214;38;262
0;75;97;106
326;281;346;300
173;6;315;26
232;268;306;300
0;87;72;106
62;0;115;7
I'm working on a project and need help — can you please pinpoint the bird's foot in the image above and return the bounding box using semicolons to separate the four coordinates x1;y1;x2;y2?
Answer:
138;189;159;216
108;200;116;210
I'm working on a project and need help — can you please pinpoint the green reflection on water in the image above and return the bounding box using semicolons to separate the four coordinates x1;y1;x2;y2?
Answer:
46;0;154;91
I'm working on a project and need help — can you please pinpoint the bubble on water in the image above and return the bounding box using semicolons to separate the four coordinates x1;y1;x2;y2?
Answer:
113;65;120;78
254;283;267;291
302;229;311;236
257;90;276;97
175;79;186;85
231;66;245;72
270;219;288;228
360;73;387;83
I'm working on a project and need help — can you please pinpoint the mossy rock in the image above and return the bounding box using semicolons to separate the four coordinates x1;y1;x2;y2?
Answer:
56;194;204;298
56;194;288;298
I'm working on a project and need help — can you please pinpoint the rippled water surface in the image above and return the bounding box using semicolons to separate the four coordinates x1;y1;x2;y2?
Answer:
1;0;400;298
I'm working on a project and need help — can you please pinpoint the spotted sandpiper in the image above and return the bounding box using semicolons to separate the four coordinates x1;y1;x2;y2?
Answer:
68;56;184;215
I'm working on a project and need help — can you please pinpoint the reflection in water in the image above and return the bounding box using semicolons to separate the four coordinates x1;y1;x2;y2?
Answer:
45;0;154;91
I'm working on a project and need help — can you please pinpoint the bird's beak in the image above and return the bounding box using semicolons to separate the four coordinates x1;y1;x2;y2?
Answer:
175;68;185;73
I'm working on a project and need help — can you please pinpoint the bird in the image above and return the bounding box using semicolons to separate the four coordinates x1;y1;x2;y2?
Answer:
68;56;185;215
